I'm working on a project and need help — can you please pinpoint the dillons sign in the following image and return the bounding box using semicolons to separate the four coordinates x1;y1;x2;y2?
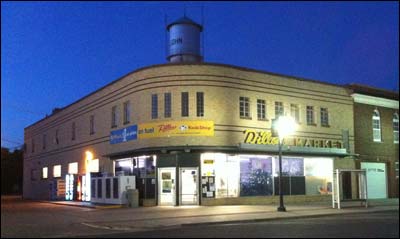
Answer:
243;129;343;149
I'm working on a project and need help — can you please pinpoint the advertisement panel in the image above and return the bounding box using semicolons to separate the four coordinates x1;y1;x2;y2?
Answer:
138;121;214;139
110;125;138;144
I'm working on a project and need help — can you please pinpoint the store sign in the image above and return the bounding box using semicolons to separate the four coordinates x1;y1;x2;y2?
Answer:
110;125;138;144
138;121;214;139
243;129;343;149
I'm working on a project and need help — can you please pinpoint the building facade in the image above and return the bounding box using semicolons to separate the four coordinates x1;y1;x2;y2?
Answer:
347;84;399;199
23;16;398;206
24;62;358;205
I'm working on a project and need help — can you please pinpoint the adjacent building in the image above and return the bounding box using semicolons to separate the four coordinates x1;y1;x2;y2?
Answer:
347;84;399;199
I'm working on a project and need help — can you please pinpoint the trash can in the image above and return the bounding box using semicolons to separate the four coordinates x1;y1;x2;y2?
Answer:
126;189;139;208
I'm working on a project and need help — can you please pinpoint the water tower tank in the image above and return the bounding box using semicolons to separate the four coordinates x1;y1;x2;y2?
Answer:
166;16;203;63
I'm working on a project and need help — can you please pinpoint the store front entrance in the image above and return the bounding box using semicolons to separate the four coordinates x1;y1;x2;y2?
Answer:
158;168;176;206
179;167;199;205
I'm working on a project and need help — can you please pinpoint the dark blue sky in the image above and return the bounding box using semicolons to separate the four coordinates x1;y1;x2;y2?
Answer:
1;1;399;149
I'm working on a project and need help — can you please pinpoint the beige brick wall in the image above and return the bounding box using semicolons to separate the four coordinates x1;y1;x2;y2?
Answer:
23;63;355;199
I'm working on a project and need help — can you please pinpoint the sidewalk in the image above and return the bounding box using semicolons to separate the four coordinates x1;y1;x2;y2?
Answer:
42;198;399;233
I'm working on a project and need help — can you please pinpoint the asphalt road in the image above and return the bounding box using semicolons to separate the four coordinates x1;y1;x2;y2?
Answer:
79;211;399;238
2;196;398;238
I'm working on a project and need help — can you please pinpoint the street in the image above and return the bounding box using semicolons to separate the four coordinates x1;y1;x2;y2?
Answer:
80;211;399;238
1;196;398;238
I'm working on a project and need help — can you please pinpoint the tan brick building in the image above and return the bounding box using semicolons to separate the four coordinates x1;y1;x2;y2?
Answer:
24;62;358;205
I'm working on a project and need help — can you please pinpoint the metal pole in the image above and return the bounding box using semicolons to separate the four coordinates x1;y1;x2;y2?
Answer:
277;138;286;212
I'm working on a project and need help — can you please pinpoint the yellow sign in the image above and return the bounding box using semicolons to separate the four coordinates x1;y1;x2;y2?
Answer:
243;129;343;149
138;120;214;139
244;129;279;145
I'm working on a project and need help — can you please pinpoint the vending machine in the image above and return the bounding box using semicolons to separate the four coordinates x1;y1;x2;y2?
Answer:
65;174;74;201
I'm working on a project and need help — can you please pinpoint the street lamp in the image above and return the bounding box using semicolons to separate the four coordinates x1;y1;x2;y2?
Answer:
273;115;297;212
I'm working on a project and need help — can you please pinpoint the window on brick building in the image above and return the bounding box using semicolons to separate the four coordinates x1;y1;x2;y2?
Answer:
372;109;381;142
393;113;399;144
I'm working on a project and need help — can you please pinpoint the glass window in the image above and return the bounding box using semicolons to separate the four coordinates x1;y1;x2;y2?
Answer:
290;104;300;123
105;178;111;198
306;106;315;125
373;109;381;142
42;134;46;150
240;97;250;118
111;106;118;127
239;155;273;196
320;108;329;127
53;165;61;178
42;167;48;179
90;115;95;135
275;102;284;118
68;162;78;174
393;113;399;143
55;129;59;145
274;157;304;177
31;138;35;153
164;93;171;118
257;99;266;120
201;153;240;198
151;94;158;119
91;179;96;198
181;92;189;117
197;92;204;117
123;101;130;124
72;122;76;140
113;178;119;199
97;179;102;198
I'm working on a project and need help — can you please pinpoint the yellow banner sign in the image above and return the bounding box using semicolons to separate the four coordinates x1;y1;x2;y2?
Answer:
138;121;214;139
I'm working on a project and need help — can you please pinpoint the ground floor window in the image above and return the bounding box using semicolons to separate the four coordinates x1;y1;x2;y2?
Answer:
201;153;333;198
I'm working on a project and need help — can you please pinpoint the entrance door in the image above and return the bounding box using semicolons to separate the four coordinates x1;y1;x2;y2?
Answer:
158;168;176;206
361;162;387;199
180;167;199;205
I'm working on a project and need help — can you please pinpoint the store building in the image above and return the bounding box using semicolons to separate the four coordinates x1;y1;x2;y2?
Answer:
24;16;360;206
346;84;399;199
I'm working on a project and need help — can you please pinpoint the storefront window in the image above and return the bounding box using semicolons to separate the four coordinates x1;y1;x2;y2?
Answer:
239;155;273;196
201;153;240;198
201;154;334;198
304;157;333;195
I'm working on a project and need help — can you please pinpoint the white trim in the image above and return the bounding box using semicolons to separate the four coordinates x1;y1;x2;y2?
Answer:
351;93;399;109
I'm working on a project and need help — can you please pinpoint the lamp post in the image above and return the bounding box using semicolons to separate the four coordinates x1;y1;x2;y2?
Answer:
273;116;297;212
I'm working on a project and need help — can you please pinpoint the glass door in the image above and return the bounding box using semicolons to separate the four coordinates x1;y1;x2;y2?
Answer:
180;167;199;205
158;168;176;206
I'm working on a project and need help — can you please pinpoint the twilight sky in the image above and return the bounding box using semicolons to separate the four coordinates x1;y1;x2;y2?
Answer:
1;1;399;149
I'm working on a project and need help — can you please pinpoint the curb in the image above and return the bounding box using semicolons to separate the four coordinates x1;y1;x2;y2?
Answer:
38;201;123;209
181;207;399;227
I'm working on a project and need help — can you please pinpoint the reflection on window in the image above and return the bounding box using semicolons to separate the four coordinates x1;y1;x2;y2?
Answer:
239;155;273;196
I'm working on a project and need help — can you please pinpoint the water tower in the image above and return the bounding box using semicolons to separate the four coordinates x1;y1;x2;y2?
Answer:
166;16;203;63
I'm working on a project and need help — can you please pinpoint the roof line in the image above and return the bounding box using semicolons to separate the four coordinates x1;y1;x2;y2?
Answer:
24;62;355;130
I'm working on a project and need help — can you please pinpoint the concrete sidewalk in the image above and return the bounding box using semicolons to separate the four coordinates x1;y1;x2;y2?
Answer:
41;198;399;233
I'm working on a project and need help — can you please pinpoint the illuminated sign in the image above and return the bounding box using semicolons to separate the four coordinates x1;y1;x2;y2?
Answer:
110;125;137;144
138;121;214;139
243;130;343;149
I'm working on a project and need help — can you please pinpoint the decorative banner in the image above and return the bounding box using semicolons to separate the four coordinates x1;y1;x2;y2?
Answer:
110;125;138;144
138;120;214;139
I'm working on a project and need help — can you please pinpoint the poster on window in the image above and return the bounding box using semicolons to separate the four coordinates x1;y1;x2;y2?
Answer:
274;157;304;176
239;156;273;196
